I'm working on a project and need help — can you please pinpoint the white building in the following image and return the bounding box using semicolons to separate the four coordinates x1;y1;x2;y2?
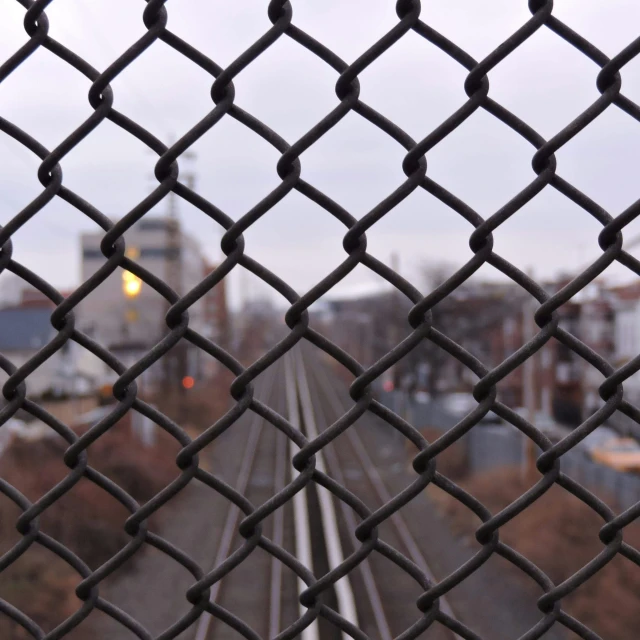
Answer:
0;306;84;397
613;283;640;405
78;217;209;384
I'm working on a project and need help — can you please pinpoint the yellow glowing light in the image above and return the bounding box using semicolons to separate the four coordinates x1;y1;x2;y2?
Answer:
122;271;142;298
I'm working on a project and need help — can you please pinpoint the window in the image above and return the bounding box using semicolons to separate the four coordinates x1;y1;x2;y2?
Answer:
503;317;515;337
541;348;552;370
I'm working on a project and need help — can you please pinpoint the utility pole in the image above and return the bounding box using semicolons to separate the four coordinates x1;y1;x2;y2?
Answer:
389;252;400;389
162;146;196;400
522;268;538;479
388;252;407;425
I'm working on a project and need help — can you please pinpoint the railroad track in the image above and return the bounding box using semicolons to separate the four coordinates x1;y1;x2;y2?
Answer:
192;347;462;639
297;347;462;640
285;350;360;640
194;363;298;640
193;354;360;640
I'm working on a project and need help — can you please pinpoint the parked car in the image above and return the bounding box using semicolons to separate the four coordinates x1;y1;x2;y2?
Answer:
441;392;503;426
578;426;618;454
591;437;640;474
413;390;431;404
441;392;477;416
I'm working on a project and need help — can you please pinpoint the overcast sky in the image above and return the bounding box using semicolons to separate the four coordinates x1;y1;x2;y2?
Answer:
2;0;640;309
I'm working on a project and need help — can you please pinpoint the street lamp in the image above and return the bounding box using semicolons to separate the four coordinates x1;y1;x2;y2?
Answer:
122;270;142;298
122;246;142;298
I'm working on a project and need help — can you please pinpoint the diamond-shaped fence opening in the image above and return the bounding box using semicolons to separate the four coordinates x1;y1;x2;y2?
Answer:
0;1;639;639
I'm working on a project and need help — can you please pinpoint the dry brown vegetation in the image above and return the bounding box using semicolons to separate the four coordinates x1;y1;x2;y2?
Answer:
0;418;179;638
0;373;234;639
418;427;469;480
428;466;640;640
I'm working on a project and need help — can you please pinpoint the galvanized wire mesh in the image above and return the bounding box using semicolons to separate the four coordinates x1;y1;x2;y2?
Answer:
1;0;639;638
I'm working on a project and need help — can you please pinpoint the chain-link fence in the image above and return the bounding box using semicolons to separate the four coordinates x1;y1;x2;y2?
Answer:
1;1;640;639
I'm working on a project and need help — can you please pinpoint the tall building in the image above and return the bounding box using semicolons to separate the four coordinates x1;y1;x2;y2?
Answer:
202;262;229;341
611;281;640;434
79;216;210;384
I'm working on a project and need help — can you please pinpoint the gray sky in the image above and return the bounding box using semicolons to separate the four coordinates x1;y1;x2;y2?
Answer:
2;0;640;308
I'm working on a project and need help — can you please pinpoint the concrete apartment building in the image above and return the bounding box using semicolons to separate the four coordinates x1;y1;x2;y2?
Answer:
494;281;616;426
611;282;640;434
79;217;226;386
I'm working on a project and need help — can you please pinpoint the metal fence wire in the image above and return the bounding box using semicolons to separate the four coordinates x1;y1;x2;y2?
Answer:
1;1;640;639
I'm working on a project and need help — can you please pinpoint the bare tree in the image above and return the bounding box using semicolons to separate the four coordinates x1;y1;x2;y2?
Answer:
322;263;522;398
401;261;463;396
396;262;521;397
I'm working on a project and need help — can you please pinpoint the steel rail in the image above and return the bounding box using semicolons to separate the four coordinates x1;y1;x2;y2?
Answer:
193;368;279;640
284;352;320;640
292;348;360;637
268;374;289;638
295;353;393;640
